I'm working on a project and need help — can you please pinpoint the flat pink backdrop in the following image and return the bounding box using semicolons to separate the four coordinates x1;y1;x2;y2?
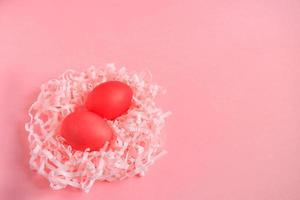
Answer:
0;0;299;200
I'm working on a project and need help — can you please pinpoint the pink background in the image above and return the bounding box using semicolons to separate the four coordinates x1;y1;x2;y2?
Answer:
0;0;300;199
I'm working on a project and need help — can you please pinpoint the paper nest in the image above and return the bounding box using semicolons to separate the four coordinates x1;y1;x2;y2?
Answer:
25;64;170;192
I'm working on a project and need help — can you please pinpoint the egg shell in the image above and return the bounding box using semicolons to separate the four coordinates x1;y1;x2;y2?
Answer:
60;110;113;151
86;81;133;120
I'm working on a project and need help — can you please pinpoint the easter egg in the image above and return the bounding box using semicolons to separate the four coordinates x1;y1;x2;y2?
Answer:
86;81;133;120
60;110;113;151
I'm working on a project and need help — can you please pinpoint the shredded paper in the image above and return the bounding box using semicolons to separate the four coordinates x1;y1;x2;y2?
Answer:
25;64;170;192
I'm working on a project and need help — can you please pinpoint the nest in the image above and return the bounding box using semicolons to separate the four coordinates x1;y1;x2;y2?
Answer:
25;64;170;192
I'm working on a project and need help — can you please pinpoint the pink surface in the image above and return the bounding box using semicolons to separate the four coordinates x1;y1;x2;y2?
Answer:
0;0;300;199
